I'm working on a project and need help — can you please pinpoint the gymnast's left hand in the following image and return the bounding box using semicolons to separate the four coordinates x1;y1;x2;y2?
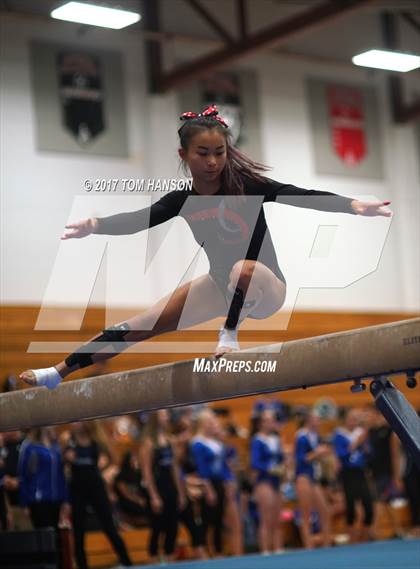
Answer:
350;199;392;217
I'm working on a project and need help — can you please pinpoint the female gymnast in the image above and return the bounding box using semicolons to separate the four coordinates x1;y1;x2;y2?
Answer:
295;411;332;548
191;409;232;556
250;409;285;554
20;105;392;389
140;410;184;563
64;421;132;569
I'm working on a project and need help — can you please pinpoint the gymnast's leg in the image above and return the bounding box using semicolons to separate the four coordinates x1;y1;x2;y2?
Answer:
216;260;286;356
254;481;276;553
20;274;228;388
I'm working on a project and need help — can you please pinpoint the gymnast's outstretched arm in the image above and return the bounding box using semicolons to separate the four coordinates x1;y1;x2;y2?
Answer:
61;192;185;239
256;177;392;217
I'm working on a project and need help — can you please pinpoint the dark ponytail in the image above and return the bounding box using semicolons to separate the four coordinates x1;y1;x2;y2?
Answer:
178;116;270;195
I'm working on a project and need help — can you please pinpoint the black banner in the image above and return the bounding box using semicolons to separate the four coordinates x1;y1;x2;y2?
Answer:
57;52;104;145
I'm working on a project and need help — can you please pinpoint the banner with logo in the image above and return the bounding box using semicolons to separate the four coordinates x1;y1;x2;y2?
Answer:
57;51;104;145
30;41;128;157
306;77;383;179
327;84;366;165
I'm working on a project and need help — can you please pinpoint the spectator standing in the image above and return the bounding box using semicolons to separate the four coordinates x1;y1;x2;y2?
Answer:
191;410;232;557
333;409;374;543
250;409;285;554
0;434;9;530
173;411;207;560
401;445;420;538
217;423;244;556
64;421;132;569
366;407;403;537
18;427;69;530
2;430;30;530
114;450;148;526
140;410;185;564
295;412;332;549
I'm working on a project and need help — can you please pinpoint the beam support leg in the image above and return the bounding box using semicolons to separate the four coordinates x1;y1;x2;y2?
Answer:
370;374;420;469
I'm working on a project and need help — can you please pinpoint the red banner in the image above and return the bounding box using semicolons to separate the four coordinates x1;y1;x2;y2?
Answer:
328;85;366;165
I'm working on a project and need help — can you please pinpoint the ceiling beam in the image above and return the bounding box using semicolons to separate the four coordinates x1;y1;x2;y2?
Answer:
185;0;235;44
157;0;376;92
236;0;248;40
143;0;163;94
0;7;373;72
400;11;420;35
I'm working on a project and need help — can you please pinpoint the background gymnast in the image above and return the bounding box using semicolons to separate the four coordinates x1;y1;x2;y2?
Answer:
20;105;392;390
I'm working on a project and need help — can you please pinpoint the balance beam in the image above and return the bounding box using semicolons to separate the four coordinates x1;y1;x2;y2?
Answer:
0;318;419;432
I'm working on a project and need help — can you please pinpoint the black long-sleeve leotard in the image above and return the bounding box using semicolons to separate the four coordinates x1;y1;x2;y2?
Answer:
95;177;355;290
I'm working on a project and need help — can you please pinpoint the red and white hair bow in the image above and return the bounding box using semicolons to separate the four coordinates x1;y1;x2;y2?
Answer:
179;105;228;128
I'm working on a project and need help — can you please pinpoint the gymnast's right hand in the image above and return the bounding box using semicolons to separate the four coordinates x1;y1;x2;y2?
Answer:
61;217;98;240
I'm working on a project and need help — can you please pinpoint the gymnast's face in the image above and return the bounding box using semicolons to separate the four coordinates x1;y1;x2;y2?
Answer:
179;129;227;189
346;409;360;430
260;410;276;433
157;409;170;429
70;422;89;437
199;412;218;437
307;413;320;432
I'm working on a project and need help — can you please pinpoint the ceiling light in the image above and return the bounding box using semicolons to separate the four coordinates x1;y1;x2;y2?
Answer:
352;49;420;72
51;2;141;29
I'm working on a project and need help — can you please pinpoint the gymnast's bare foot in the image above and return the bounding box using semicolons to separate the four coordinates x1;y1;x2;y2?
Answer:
215;327;240;359
19;370;37;386
19;367;63;390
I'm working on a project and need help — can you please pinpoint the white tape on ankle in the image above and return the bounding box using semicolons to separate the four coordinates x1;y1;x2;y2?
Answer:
33;367;63;390
217;327;240;351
